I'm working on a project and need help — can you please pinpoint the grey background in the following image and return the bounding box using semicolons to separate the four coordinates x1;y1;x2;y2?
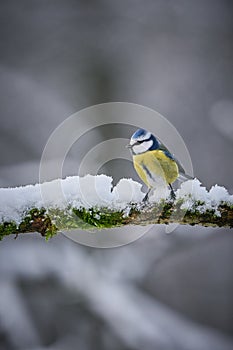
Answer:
0;1;233;349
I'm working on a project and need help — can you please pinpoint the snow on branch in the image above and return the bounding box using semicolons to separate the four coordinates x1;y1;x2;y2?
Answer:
0;175;233;240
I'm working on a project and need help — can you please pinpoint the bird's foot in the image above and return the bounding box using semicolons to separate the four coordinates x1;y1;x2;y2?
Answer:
169;184;176;201
143;189;151;203
143;192;149;203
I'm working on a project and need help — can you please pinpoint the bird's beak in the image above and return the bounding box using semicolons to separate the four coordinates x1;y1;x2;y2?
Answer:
126;143;132;149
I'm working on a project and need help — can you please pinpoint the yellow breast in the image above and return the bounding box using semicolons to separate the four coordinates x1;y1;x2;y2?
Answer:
133;150;179;188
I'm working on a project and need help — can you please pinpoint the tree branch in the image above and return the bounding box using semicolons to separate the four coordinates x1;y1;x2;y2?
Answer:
0;201;232;240
0;176;232;240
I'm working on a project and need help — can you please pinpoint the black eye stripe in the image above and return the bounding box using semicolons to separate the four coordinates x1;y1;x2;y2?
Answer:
135;138;150;144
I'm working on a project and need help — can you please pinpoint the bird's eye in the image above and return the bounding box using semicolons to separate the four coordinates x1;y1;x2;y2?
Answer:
136;140;144;144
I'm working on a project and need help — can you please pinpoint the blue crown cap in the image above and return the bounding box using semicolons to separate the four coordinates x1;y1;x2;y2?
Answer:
132;128;150;140
131;129;174;157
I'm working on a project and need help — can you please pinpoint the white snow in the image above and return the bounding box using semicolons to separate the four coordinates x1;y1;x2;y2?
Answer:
0;176;232;225
112;178;144;204
209;185;231;205
176;179;233;214
0;175;144;225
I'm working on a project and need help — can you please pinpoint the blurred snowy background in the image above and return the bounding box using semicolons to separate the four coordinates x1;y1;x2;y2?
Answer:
0;0;233;349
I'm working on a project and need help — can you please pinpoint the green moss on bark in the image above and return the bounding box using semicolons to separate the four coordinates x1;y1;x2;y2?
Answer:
0;202;232;240
72;208;124;228
0;208;58;241
0;222;18;240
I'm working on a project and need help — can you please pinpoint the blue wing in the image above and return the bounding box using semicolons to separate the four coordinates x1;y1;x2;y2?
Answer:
157;138;193;180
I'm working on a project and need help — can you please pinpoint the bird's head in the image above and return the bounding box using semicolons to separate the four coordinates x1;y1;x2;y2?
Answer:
127;128;159;155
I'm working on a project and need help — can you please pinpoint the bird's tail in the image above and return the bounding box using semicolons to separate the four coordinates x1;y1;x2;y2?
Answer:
178;172;194;182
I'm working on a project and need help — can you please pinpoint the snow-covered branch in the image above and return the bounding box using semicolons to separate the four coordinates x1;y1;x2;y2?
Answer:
0;175;233;240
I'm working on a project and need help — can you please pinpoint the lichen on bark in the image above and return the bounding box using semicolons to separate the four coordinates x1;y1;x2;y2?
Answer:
0;200;232;241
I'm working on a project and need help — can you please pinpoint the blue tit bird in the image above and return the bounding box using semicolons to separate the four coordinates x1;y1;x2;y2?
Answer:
127;128;192;201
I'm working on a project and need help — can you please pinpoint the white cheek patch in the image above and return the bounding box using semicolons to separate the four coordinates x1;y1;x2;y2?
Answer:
130;131;152;145
133;140;153;154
